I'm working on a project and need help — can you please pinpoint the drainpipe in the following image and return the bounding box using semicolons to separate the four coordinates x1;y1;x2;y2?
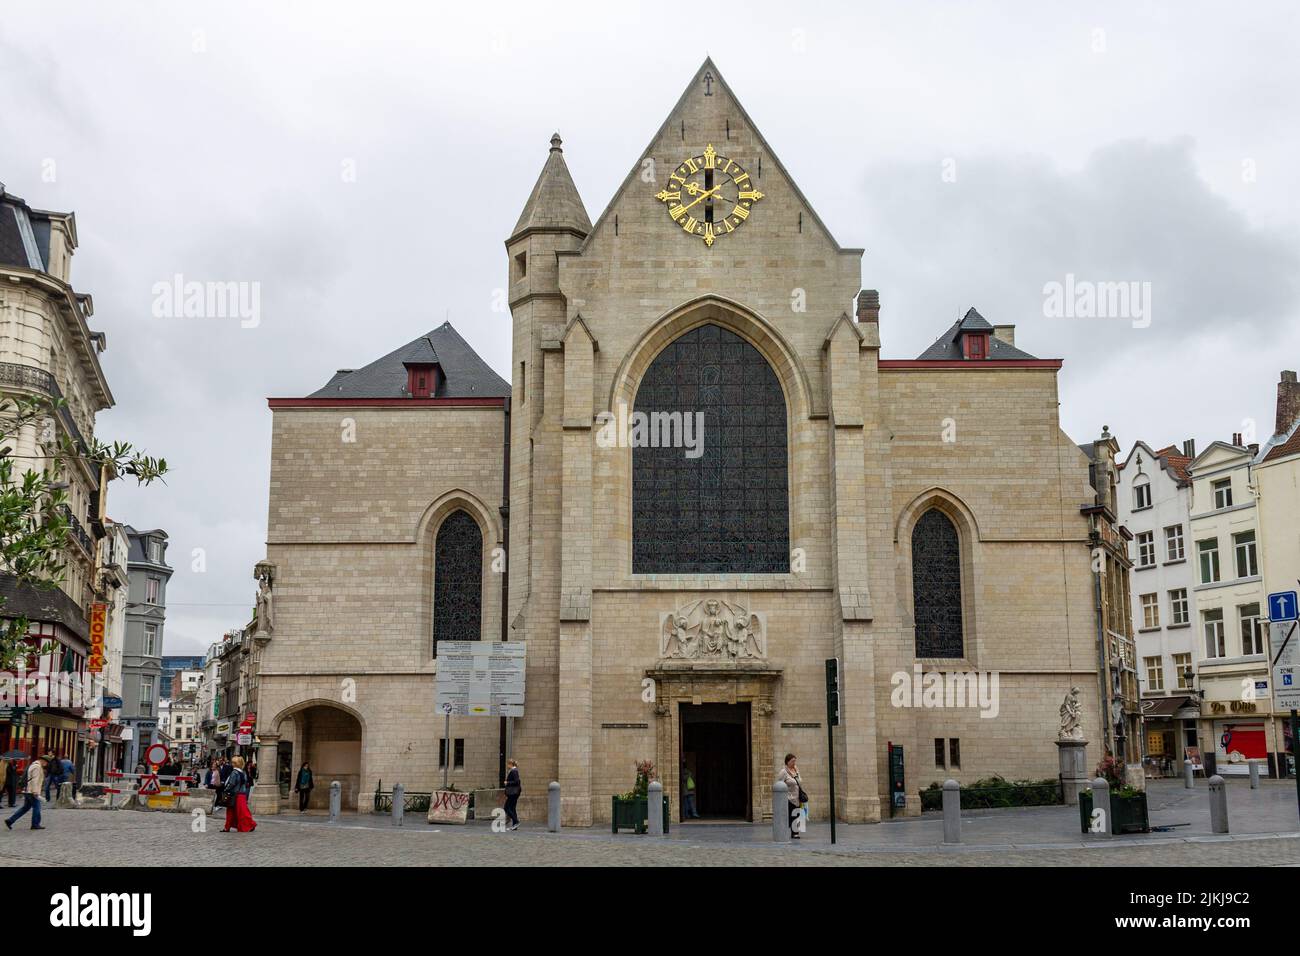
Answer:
498;397;511;787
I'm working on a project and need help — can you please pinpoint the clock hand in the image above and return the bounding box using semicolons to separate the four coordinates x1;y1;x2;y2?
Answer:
679;186;721;213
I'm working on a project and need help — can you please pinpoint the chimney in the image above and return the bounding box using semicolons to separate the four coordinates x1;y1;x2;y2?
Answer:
1275;370;1300;437
856;289;879;324
1182;439;1196;458
1232;432;1243;447
993;325;1015;346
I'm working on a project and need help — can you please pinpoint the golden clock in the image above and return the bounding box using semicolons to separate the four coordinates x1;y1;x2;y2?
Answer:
655;144;764;246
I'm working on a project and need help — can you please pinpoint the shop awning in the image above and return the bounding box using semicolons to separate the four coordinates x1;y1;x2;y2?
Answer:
1141;695;1197;718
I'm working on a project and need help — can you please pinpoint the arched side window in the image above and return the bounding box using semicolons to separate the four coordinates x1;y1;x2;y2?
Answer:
432;509;482;655
632;323;789;574
911;508;963;658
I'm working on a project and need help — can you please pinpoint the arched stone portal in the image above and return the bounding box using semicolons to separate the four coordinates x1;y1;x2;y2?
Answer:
274;702;364;811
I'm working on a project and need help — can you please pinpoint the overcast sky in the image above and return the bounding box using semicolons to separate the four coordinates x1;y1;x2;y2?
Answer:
2;1;1298;656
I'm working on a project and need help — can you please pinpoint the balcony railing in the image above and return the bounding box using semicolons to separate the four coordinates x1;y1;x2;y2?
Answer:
0;361;91;453
60;504;93;556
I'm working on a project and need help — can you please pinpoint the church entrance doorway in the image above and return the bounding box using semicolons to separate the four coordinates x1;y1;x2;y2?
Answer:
679;702;751;821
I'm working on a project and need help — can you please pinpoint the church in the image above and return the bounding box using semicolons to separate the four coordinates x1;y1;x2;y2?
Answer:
251;60;1103;824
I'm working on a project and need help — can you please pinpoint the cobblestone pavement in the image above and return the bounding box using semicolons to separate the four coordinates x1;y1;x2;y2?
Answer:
2;800;1299;866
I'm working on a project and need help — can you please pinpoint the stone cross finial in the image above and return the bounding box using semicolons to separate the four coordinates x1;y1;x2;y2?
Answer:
549;132;563;152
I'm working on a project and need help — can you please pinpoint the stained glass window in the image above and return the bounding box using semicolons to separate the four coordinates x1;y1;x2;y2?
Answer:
433;509;482;655
632;323;789;573
912;508;964;658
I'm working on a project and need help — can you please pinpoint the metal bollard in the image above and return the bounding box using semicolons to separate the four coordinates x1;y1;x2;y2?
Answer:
942;779;961;844
646;780;664;836
1184;759;1195;788
1091;777;1112;836
392;783;404;827
329;780;341;823
772;780;790;843
1209;775;1229;833
547;781;561;832
1248;760;1260;790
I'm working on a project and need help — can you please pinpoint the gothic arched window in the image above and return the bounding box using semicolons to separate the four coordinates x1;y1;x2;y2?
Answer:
911;508;964;658
433;509;482;655
632;323;789;574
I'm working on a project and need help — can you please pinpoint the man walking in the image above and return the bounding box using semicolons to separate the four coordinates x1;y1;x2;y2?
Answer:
6;754;50;830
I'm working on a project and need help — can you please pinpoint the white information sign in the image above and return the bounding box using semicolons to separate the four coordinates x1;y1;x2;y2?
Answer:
1269;620;1300;712
435;641;526;717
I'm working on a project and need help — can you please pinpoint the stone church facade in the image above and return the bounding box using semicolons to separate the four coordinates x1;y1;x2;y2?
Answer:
252;60;1103;824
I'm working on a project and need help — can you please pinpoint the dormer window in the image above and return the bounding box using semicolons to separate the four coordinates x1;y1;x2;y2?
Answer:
406;365;439;398
963;332;988;360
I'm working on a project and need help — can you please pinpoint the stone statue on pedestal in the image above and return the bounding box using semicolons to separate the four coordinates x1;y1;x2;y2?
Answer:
1058;686;1084;741
253;560;276;637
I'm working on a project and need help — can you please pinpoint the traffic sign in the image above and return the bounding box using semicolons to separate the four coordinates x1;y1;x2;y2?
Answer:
1270;621;1300;711
1269;591;1298;622
137;774;162;795
144;742;168;767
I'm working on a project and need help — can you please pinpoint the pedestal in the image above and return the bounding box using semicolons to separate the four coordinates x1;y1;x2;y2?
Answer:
1055;738;1089;805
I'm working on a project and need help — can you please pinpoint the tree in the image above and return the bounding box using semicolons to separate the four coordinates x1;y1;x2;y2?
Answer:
0;393;166;668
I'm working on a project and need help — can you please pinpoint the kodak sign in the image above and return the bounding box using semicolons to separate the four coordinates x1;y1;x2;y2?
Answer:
88;602;108;674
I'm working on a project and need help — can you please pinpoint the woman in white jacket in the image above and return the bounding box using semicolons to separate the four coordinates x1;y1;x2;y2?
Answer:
776;754;802;839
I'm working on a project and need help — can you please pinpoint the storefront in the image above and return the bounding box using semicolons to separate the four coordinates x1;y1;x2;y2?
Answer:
1140;695;1200;776
1200;694;1281;776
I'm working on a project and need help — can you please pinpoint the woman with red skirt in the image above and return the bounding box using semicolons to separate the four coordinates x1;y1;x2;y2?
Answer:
222;756;257;832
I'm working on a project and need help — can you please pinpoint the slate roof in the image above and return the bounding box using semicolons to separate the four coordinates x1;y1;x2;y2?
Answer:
0;187;46;271
510;134;592;240
917;307;1040;360
310;322;510;400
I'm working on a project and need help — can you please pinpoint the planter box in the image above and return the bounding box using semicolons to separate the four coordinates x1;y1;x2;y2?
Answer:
1079;789;1149;834
611;794;671;834
427;789;470;824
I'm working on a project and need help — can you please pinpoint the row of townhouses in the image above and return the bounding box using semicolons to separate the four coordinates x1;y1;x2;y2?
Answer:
1119;371;1300;779
0;182;171;779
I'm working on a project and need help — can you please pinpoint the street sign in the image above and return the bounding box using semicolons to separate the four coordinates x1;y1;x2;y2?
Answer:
435;641;526;717
1269;591;1299;623
1270;620;1300;711
144;742;168;767
101;696;123;710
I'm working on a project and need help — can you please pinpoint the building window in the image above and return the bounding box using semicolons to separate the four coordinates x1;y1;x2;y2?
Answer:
1145;656;1164;692
1136;532;1155;568
1233;531;1258;578
1133;481;1151;510
432;510;483;655
1173;653;1193;689
145;577;160;604
948;738;961;769
1239;603;1265;656
1212;478;1233;510
139;677;154;715
1170;588;1189;625
1204;609;1225;658
1140;593;1160;629
1164;524;1184;561
149;538;161;563
631;323;789;573
911;508;964;659
934;738;945;769
1197;539;1220;584
439;738;465;770
143;624;157;657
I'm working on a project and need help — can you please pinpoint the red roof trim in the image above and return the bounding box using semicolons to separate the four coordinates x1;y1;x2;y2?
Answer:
879;359;1063;370
267;397;506;409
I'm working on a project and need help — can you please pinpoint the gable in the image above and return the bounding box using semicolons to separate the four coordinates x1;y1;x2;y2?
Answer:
577;58;860;262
